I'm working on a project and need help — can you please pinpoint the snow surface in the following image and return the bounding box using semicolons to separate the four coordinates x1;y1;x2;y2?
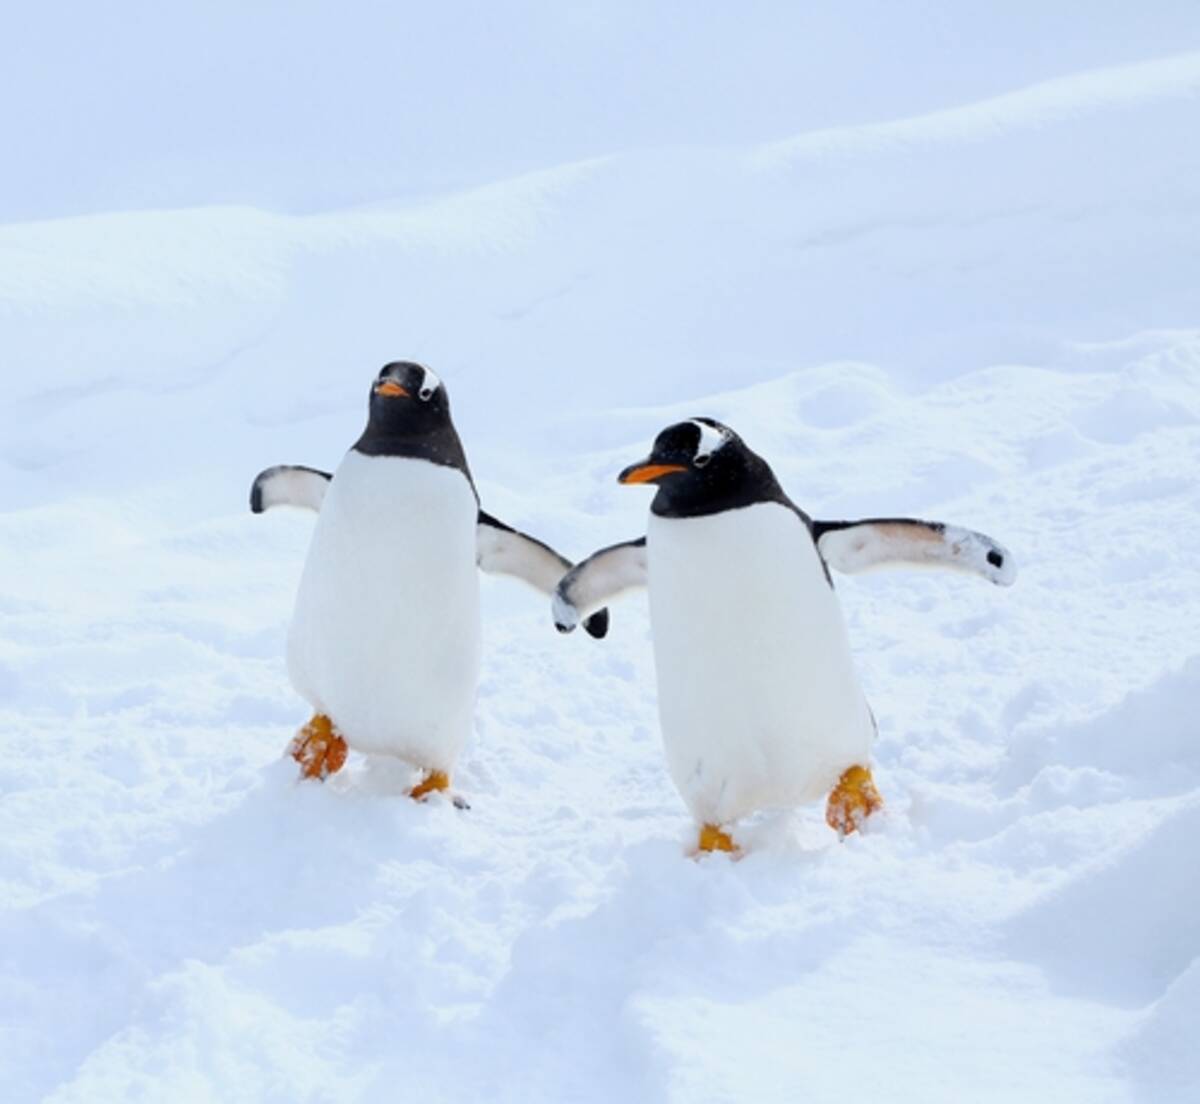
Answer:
2;16;1200;1103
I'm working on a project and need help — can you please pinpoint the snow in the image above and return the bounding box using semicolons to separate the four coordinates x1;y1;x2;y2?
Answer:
2;10;1199;1102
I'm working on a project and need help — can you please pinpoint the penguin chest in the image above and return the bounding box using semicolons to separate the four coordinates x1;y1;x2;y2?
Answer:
287;450;481;764
646;504;874;824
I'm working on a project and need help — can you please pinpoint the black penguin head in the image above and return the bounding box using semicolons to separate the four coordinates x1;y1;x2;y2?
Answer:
353;361;474;485
366;361;452;436
618;418;784;517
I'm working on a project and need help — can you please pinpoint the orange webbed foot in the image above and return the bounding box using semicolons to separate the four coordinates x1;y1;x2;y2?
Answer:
696;823;738;855
825;764;883;837
289;714;348;781
409;770;451;801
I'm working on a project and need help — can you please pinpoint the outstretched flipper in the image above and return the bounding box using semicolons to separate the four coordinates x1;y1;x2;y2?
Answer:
554;537;648;633
249;465;332;513
477;512;609;638
812;518;1016;586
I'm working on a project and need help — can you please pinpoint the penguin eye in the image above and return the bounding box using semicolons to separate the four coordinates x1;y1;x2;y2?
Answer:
694;453;710;468
419;387;434;402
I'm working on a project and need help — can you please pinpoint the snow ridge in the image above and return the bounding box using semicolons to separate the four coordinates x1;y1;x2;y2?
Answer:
756;50;1200;165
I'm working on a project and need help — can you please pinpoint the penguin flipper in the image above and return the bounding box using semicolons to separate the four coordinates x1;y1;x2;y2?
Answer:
476;512;610;638
812;518;1016;586
553;537;648;633
249;465;332;513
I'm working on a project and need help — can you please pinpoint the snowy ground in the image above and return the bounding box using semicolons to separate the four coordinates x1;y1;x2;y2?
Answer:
2;27;1200;1104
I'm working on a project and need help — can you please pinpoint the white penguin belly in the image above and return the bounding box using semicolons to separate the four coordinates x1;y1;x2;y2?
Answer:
647;503;874;825
287;450;481;769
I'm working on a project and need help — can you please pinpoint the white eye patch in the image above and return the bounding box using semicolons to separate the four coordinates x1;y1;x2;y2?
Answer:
690;419;728;464
418;364;442;399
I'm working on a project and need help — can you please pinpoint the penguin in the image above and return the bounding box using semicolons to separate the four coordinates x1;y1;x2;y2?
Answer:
250;361;608;798
552;418;1015;853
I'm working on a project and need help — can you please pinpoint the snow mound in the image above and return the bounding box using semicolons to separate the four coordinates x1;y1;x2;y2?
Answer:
1119;957;1200;1103
1003;658;1200;800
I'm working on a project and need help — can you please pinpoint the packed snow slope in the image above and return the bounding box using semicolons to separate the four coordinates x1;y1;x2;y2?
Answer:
2;49;1199;1104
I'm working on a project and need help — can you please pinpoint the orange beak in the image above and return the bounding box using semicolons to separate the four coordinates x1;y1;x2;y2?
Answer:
375;380;409;398
618;462;687;485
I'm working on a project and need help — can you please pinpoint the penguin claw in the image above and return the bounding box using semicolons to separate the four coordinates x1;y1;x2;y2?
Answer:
825;765;883;837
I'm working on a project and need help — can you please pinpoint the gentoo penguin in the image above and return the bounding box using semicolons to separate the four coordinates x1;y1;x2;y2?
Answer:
250;361;608;798
553;418;1015;853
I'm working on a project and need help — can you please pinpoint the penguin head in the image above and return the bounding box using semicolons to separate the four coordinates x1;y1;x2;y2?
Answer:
619;418;775;515
366;361;451;435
